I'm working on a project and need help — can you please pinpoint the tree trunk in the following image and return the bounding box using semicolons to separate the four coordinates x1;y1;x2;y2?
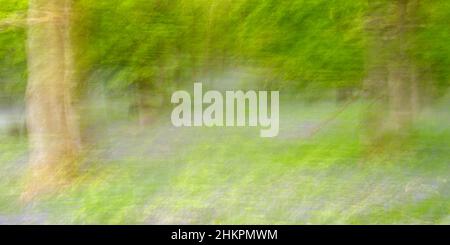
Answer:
387;0;414;132
408;0;422;120
362;0;389;142
23;0;80;200
364;0;422;144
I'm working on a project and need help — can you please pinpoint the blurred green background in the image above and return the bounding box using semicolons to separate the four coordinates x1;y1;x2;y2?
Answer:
0;0;448;224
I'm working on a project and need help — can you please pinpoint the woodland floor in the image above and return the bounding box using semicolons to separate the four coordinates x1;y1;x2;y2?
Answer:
0;98;449;224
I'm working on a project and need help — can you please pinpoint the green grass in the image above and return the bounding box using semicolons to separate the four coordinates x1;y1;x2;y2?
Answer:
0;99;448;224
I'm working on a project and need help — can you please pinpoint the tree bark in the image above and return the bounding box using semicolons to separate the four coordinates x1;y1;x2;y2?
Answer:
386;0;413;131
23;0;80;200
362;0;389;141
364;0;422;143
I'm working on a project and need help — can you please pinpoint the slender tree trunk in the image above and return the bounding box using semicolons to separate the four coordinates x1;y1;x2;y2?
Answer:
23;0;80;200
386;0;413;131
408;0;422;119
136;80;152;127
363;0;389;141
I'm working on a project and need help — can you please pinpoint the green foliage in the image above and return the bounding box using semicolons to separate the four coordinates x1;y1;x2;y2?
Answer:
238;0;367;90
0;0;449;98
0;0;27;98
411;1;450;95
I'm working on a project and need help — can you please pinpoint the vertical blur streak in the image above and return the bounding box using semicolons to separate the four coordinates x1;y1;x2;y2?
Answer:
23;0;80;200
